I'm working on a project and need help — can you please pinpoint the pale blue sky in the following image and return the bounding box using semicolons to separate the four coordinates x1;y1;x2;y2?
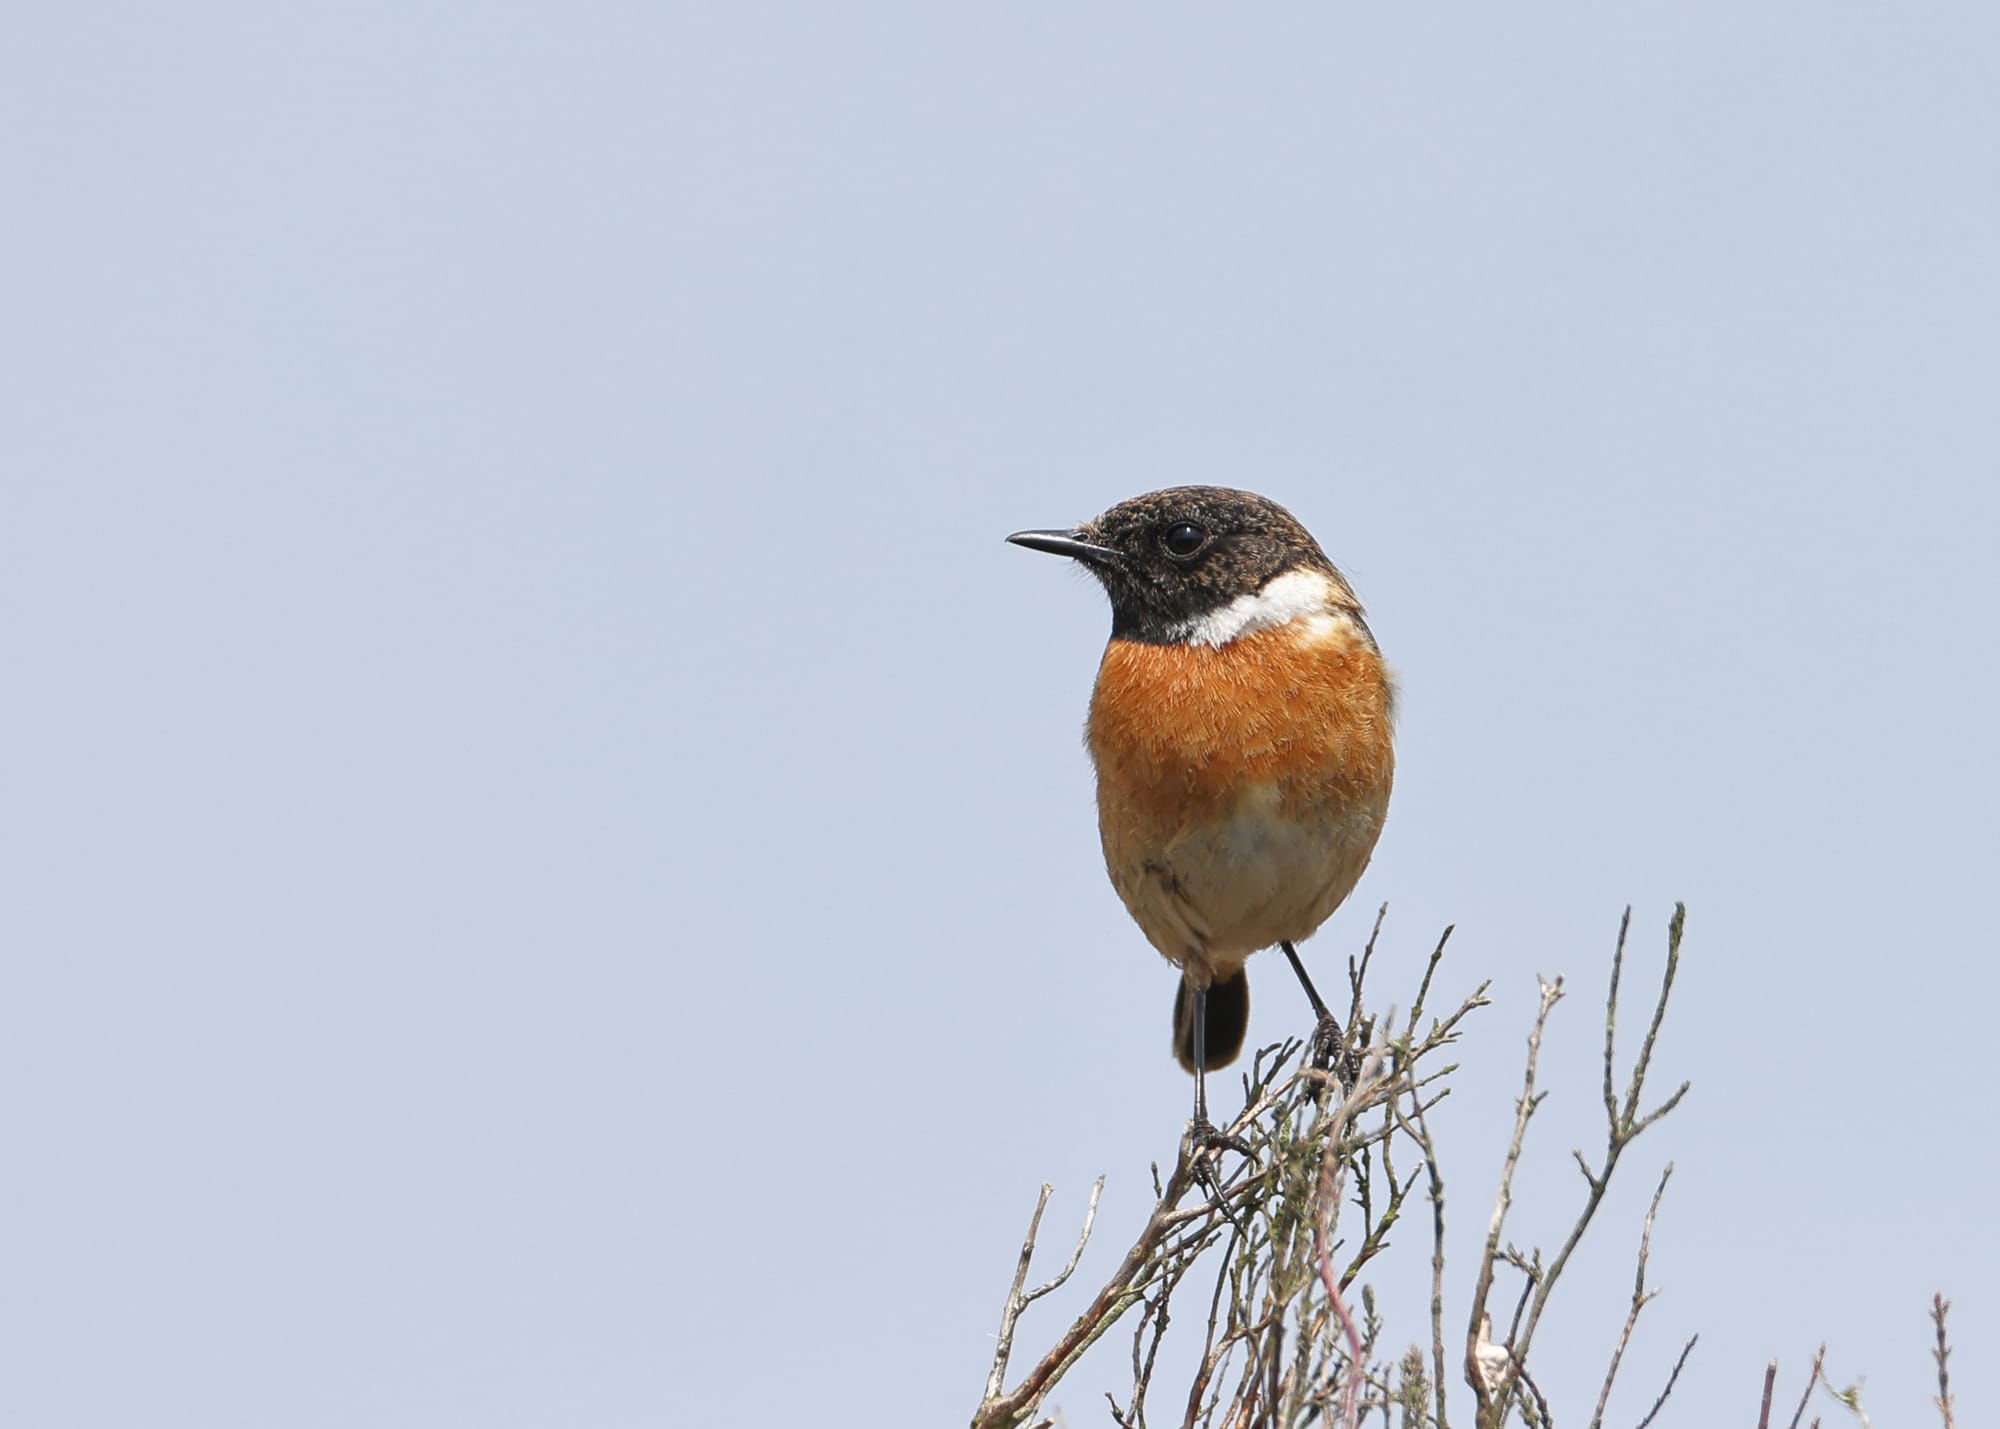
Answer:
5;4;1997;1426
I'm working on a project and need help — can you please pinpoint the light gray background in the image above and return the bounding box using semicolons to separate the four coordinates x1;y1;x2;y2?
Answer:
5;4;1996;1426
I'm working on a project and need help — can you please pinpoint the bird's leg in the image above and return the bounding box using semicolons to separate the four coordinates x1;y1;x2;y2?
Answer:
1282;940;1347;1075
1187;984;1252;1206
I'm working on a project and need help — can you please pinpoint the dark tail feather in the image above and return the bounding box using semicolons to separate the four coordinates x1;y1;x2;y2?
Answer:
1172;969;1250;1074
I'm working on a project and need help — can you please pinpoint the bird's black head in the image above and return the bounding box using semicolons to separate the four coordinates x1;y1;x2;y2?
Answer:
1008;486;1357;646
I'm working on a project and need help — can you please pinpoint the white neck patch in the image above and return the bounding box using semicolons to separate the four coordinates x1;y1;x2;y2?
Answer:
1171;568;1346;649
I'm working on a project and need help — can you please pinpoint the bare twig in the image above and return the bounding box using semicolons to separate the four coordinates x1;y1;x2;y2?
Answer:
1501;1245;1540;1350
1028;1178;1106;1303
1517;1364;1552;1428
1633;1334;1697;1429
1466;975;1563;1423
1474;907;1690;1427
1394;1074;1450;1429
1514;909;1688;1360
1403;924;1458;1041
981;1179;1107;1407
1312;1040;1391;1429
1589;1163;1674;1429
1347;903;1390;1031
1757;1359;1778;1429
1786;1345;1826;1429
1932;1294;1955;1429
985;1184;1055;1403
974;1165;1181;1429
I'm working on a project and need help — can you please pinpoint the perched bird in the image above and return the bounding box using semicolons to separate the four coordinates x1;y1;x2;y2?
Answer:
1008;487;1395;1138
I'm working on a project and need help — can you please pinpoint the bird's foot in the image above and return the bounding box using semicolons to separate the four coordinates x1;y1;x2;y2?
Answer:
1189;1115;1253;1161
1308;1014;1367;1093
1308;1013;1346;1074
1186;1117;1253;1226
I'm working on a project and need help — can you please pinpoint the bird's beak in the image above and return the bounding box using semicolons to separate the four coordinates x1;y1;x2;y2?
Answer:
1005;528;1122;564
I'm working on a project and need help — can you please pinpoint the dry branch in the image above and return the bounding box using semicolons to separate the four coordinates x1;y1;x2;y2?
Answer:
1469;907;1690;1429
1932;1294;1956;1429
970;907;1731;1429
1588;1162;1674;1429
1785;1346;1826;1429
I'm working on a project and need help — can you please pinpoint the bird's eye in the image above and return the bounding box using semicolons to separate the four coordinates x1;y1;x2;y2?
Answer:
1163;522;1207;558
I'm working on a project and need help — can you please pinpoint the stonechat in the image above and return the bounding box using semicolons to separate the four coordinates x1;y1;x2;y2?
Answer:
1009;486;1395;1137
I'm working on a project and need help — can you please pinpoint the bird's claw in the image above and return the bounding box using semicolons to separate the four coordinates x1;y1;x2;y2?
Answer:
1186;1117;1253;1227
1189;1116;1253;1161
1308;1013;1345;1073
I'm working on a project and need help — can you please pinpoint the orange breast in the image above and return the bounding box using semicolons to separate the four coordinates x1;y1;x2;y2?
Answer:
1087;621;1395;830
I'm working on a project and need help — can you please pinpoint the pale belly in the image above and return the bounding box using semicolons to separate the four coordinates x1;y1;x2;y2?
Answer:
1104;781;1388;986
